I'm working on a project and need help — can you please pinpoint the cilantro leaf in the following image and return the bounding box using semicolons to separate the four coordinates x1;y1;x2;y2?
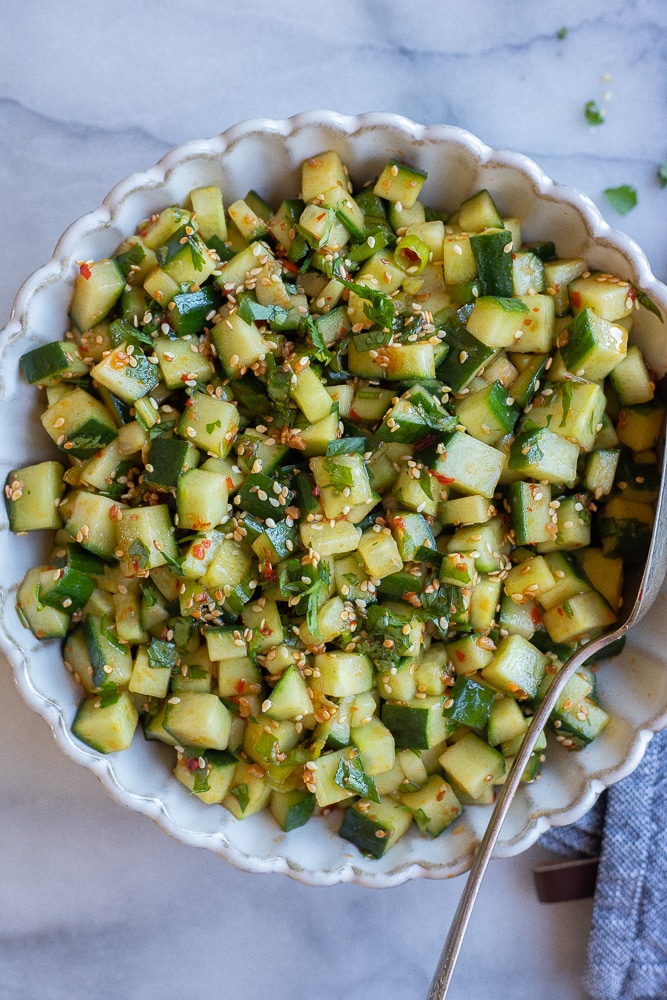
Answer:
193;766;211;794
147;638;178;671
160;549;184;577
332;260;395;330
557;26;567;39
584;101;605;126
128;538;150;570
229;783;250;813
325;437;367;456
264;354;293;427
353;328;393;353
115;242;147;279
634;288;664;323
659;162;667;188
322;459;354;492
99;683;120;708
238;297;289;328
306;579;325;638
604;184;637;215
302;316;333;363
333;752;380;802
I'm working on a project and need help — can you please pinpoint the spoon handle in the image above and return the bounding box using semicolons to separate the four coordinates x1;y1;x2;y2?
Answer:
425;631;621;1000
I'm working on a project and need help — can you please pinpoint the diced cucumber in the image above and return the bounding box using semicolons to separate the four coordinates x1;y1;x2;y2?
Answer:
71;689;139;753
400;775;463;837
70;259;125;332
439;731;505;800
5;461;65;532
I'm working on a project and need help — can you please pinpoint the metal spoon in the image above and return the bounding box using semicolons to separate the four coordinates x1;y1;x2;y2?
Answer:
426;466;667;1000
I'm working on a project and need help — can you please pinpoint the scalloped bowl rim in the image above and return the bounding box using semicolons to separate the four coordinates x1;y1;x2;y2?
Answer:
1;111;666;887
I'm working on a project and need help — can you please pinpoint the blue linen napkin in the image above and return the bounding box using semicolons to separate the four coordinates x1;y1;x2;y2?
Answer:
540;727;667;1000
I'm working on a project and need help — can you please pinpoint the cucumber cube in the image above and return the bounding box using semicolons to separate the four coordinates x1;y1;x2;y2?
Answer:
5;461;65;532
428;430;504;498
443;676;495;729
338;796;413;857
508;427;579;487
16;566;71;640
351;717;396;776
177;391;239;457
542;591;616;644
263;664;312;721
71;689;139;754
69;259;125;332
314;651;374;697
481;634;547;700
382;696;452;749
223;759;272;818
270;788;316;832
467;295;529;348
174;748;237;805
439;732;505;800
569;271;634;322
20;340;90;385
560;308;627;381
400;775;463;837
373;160;427;209
163;691;232;750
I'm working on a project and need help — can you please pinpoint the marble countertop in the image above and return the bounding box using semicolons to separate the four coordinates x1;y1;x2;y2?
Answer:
2;2;666;997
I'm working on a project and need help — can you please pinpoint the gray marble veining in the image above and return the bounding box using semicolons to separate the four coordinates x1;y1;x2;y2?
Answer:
2;2;666;997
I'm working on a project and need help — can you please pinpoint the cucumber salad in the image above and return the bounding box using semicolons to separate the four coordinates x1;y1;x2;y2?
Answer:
6;150;663;858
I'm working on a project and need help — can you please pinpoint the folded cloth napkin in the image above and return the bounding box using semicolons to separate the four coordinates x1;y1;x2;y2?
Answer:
540;727;667;1000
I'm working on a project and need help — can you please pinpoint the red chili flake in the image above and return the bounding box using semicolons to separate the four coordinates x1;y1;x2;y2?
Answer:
349;409;362;421
431;471;456;485
192;544;206;560
282;260;300;274
312;486;320;496
262;563;276;582
226;477;235;490
455;650;466;663
79;263;92;280
234;679;247;696
531;607;543;626
414;433;438;453
185;757;200;771
260;623;273;636
570;290;582;311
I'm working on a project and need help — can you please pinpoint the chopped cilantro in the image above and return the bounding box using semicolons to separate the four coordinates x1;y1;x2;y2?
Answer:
229;783;250;812
333;752;380;802
302;315;333;363
634;288;664;323
584;101;605;126
325;437;367;456
604;184;637;216
192;766;211;795
557;26;567;39
128;537;150;570
322;459;354;492
147;638;178;671
659;162;667;188
332;261;396;330
99;683;120;708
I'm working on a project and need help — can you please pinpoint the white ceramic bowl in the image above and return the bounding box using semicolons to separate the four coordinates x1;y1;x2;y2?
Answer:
2;112;667;887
